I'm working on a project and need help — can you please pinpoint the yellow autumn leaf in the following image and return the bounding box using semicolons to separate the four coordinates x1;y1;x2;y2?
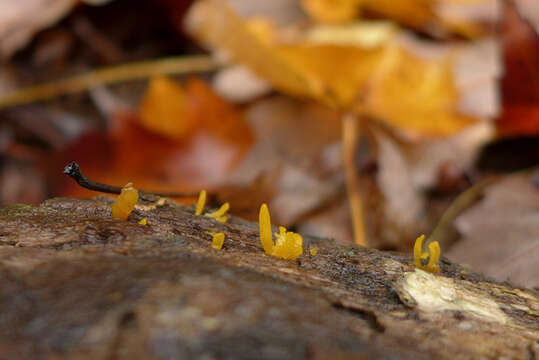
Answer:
185;0;391;108
360;0;434;29
300;0;361;24
185;0;325;102
302;0;433;28
185;0;477;137
360;46;476;137
301;0;491;38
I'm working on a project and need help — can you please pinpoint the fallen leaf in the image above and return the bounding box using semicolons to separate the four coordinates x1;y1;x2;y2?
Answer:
300;0;361;24
496;0;539;137
408;122;494;189
360;45;477;137
186;0;477;137
297;196;354;244
448;174;539;287
0;0;114;58
185;0;326;102
515;0;539;33
221;96;343;225
374;130;424;231
301;0;495;37
139;75;196;139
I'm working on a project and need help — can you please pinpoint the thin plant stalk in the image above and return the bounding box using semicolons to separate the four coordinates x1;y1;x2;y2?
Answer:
342;112;367;246
0;55;218;109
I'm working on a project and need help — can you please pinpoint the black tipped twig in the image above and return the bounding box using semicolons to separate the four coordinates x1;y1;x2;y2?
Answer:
63;161;200;200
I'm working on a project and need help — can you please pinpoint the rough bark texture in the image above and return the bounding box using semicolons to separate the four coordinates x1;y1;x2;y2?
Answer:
0;197;537;360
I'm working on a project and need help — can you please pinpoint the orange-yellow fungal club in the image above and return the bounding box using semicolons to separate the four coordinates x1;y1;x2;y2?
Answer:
413;234;440;273
138;218;147;225
211;232;225;250
258;204;303;260
195;190;207;215
425;241;440;273
259;203;274;254
112;183;139;220
205;202;230;223
310;247;318;256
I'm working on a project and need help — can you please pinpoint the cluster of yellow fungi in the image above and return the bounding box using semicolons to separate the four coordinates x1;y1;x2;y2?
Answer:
413;234;440;273
259;204;303;260
195;190;228;250
111;185;440;268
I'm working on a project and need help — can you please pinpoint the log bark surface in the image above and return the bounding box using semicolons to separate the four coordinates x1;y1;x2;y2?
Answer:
0;197;537;359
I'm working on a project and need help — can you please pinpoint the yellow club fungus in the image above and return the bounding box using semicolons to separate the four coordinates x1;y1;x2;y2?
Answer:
112;183;139;220
195;190;207;215
138;218;147;225
413;234;441;273
205;202;230;223
211;232;225;250
310;247;318;256
258;203;303;260
195;190;229;223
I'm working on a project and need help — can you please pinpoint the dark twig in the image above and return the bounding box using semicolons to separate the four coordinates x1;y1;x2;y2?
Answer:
63;162;199;200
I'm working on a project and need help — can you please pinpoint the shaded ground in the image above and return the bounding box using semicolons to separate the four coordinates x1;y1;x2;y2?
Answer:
0;197;537;359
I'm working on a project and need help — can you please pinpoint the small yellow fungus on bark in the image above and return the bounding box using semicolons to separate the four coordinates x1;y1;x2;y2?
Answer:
205;202;230;223
310;247;318;256
138;218;147;225
211;232;225;250
413;234;440;273
112;183;139;220
195;190;207;215
425;241;440;273
195;190;229;223
259;203;274;254
258;203;303;260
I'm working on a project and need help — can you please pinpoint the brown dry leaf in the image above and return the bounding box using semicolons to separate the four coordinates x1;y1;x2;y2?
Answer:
360;46;477;137
0;0;114;58
407;122;494;189
297;195;354;244
222;96;343;226
374;130;424;233
448;174;539;288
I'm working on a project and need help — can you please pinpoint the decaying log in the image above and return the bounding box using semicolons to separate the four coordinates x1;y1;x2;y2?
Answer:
0;197;537;359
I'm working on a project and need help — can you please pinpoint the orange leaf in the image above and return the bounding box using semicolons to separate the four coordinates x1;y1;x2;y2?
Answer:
139;75;196;139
